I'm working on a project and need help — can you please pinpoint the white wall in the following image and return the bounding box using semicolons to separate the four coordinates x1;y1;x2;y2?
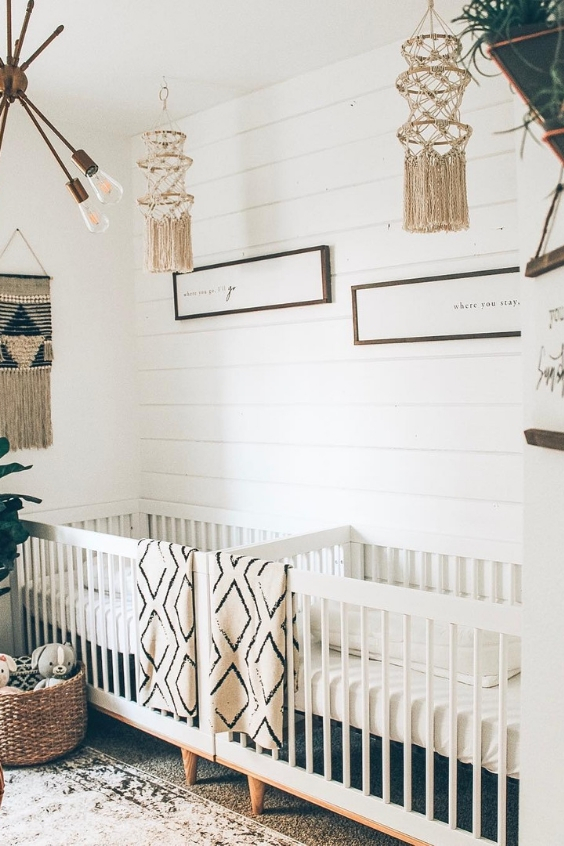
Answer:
133;42;522;560
517;128;564;844
0;108;138;651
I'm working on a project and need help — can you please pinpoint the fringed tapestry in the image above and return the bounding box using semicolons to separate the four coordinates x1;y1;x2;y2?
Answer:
0;274;53;450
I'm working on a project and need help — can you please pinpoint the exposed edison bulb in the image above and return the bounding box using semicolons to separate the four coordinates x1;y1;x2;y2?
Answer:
87;168;123;205
77;198;110;234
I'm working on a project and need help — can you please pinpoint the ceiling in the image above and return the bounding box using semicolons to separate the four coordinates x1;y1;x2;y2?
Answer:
7;0;465;136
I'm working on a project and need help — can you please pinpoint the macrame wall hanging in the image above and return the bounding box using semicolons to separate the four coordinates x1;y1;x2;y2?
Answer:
396;0;472;233
137;82;195;273
0;230;53;450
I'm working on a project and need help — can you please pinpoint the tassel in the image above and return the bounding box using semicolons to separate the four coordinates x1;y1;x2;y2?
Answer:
144;214;193;274
0;367;53;450
404;149;469;233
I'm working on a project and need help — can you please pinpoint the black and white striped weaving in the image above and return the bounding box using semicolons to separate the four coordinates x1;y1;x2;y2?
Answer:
210;552;297;750
137;540;198;719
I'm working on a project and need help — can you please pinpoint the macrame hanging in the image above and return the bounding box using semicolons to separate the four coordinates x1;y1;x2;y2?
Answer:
137;82;194;273
396;0;472;233
0;230;53;450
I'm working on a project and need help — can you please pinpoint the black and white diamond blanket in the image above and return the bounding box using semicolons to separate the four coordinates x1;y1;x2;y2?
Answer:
137;540;198;719
210;552;297;750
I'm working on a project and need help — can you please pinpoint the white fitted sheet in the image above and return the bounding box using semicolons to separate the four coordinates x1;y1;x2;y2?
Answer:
295;641;520;778
24;579;137;655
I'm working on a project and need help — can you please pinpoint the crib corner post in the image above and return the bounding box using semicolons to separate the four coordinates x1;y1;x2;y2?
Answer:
181;748;199;786
247;775;267;815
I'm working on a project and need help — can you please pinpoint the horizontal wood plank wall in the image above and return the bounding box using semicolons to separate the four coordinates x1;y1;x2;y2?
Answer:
131;42;522;560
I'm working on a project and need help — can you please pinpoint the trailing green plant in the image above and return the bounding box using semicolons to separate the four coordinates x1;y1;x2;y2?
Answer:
453;0;563;75
0;437;41;597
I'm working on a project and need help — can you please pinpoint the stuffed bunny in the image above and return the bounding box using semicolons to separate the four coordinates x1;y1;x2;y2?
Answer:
0;653;16;687
32;642;76;690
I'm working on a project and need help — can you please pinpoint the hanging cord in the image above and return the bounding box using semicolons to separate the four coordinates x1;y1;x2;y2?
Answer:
153;77;182;133
0;228;50;277
534;175;564;259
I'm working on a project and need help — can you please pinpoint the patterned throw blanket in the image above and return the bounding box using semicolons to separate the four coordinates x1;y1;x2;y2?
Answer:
0;274;53;450
137;540;198;719
210;552;297;750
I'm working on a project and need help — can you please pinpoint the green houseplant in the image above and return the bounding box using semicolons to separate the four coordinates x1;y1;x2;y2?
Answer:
454;0;564;161
0;437;41;597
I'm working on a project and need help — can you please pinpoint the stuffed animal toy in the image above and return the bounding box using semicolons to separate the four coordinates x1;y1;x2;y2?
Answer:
32;642;76;690
0;653;22;694
0;652;15;687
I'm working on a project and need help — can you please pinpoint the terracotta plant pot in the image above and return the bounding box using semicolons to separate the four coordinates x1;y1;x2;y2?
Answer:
487;24;564;164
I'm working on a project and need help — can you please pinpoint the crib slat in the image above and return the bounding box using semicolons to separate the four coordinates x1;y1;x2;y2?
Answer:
448;622;458;829
66;544;77;646
85;548;99;689
360;604;370;796
381;609;391;804
320;598;332;782
403;614;412;812
497;634;509;846
340;602;351;789
302;596;314;775
425;618;435;821
472;628;483;840
97;552;110;693
285;593;296;768
108;554;120;696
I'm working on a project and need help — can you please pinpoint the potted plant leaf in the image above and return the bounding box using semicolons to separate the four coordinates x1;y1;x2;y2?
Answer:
0;437;41;597
454;0;564;162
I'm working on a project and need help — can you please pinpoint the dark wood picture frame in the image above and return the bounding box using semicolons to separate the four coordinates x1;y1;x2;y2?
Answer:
352;267;521;345
173;245;331;320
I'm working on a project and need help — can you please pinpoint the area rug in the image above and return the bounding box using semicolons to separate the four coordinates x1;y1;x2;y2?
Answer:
2;746;304;846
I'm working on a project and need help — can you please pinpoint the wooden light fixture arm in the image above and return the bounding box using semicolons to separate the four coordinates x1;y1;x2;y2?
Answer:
20;24;64;72
13;1;35;66
6;0;12;64
18;95;74;182
19;92;76;154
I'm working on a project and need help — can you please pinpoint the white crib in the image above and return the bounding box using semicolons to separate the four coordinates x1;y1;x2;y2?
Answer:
10;499;294;770
213;527;521;846
11;509;521;846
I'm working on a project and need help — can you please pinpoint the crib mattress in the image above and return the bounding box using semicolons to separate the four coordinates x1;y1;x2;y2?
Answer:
295;642;520;778
23;581;137;655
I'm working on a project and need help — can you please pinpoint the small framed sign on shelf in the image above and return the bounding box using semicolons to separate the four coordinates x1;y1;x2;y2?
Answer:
173;245;331;320
352;267;521;345
524;255;564;452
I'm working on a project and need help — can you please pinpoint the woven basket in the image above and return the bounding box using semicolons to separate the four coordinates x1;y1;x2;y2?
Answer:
0;663;87;766
0;760;4;808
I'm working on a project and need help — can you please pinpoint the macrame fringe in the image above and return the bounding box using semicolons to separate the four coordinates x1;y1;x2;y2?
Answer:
0;367;53;450
404;150;469;233
144;214;193;273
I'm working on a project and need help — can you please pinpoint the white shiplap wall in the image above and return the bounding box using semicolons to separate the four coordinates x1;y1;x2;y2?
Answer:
132;42;522;560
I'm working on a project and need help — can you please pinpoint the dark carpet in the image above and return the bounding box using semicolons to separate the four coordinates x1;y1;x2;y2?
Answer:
86;709;518;846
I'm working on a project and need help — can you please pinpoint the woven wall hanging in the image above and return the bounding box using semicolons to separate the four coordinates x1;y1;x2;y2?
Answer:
0;231;53;450
137;82;194;273
396;0;472;233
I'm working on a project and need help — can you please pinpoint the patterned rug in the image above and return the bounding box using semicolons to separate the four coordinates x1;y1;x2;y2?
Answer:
2;746;304;846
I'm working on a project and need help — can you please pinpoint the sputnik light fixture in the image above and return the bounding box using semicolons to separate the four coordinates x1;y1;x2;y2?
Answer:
0;0;123;233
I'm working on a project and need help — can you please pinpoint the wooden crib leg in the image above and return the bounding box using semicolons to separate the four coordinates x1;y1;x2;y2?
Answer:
181;749;198;786
248;775;267;815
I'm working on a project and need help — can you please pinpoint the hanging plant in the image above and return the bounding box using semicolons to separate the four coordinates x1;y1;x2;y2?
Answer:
453;0;564;162
454;0;563;74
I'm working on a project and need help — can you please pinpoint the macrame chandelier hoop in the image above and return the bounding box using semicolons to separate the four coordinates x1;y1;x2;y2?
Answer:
396;0;472;233
137;83;194;273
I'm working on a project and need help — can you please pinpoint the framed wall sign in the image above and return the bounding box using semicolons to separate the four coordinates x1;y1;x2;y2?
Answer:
524;258;564;451
352;267;521;345
173;245;331;320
